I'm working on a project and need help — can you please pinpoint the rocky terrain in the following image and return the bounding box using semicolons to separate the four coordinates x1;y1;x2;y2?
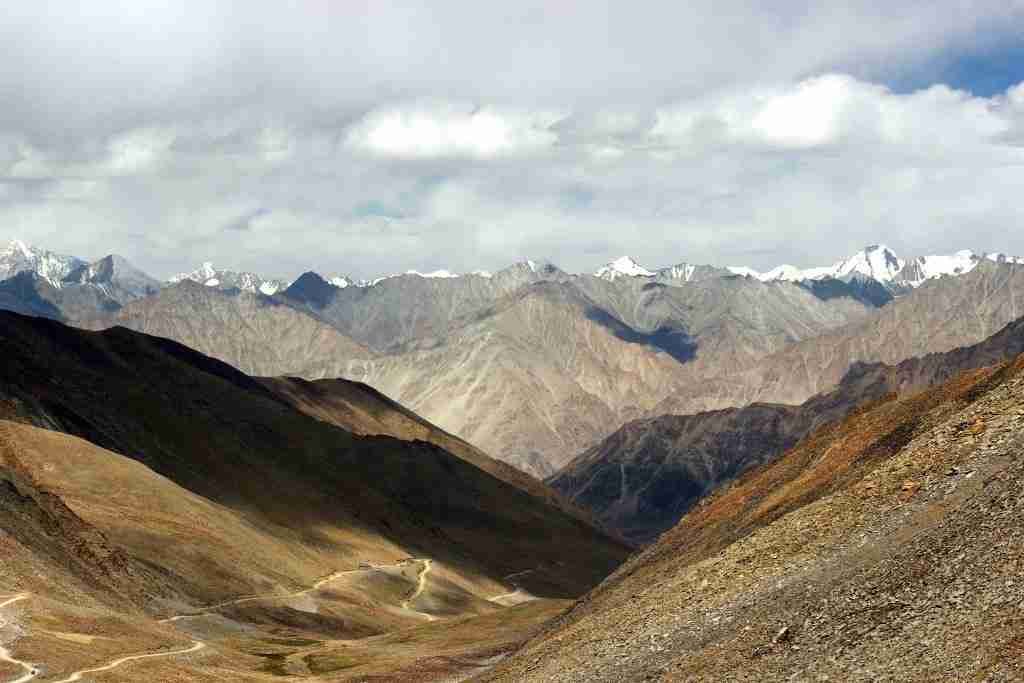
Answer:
553;314;1024;543
97;281;376;379
485;351;1024;681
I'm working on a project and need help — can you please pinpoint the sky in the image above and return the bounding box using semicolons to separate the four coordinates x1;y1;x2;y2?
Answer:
2;1;1024;280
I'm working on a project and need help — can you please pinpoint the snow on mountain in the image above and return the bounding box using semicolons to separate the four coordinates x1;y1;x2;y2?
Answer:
1;239;85;287
594;256;656;280
831;244;905;283
736;245;1023;290
897;250;980;287
985;253;1024;265
169;262;290;295
657;264;698;282
326;275;354;288
727;266;761;278
405;269;460;279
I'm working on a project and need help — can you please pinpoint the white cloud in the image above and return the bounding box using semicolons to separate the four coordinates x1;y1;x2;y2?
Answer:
1;1;1024;280
345;102;563;159
651;75;1018;153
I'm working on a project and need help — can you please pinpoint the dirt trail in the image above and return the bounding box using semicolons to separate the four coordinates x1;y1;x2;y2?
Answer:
400;559;436;621
160;563;391;623
0;594;38;683
488;570;539;607
50;641;205;683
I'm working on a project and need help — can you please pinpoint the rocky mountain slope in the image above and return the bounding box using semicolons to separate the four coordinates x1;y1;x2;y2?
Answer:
654;260;1024;417
260;375;610;533
485;352;1024;681
0;311;628;680
100;281;376;378
552;314;1024;543
91;263;871;477
168;261;291;295
340;277;868;476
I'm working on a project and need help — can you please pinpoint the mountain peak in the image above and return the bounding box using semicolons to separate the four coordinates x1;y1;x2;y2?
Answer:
594;256;655;280
169;262;289;295
833;244;904;282
0;239;85;287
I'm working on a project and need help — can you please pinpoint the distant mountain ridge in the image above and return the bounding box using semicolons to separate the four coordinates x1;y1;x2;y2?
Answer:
3;236;1024;479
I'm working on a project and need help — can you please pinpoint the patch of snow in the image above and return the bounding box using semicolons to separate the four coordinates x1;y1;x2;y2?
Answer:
327;276;352;288
727;266;761;278
1;238;84;287
985;252;1024;265
405;269;459;278
594;256;655;280
900;250;979;287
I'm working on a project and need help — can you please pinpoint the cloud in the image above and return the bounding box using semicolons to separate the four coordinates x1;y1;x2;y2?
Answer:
345;102;563;159
1;2;1024;279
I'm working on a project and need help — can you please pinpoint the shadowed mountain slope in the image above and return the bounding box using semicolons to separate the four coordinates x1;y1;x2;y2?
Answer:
0;311;627;604
486;353;1024;681
553;315;1024;544
260;375;611;533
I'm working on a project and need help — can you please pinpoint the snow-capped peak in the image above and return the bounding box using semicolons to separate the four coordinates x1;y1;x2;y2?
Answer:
726;266;761;278
832;244;905;283
168;262;289;295
594;256;656;280
5;239;34;259
1;239;85;287
327;275;353;288
405;269;460;279
898;250;980;287
740;245;903;284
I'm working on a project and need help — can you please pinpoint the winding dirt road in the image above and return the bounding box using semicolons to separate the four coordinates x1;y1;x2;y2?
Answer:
0;594;38;683
2;559;447;682
159;567;362;623
488;569;538;607
50;641;206;683
400;559;436;621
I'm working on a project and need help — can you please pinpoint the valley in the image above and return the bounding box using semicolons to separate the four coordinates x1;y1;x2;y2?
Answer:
2;239;1024;680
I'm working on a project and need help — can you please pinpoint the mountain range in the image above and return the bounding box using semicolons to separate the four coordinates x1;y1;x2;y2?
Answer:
4;235;1024;680
2;238;1023;483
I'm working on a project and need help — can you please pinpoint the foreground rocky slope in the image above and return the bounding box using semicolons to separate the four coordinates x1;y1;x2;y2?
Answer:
485;353;1024;681
554;314;1024;543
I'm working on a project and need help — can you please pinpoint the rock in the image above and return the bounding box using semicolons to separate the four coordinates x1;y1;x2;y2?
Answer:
773;625;792;644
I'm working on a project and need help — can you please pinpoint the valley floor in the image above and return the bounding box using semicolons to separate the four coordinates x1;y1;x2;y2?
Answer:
0;556;560;682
